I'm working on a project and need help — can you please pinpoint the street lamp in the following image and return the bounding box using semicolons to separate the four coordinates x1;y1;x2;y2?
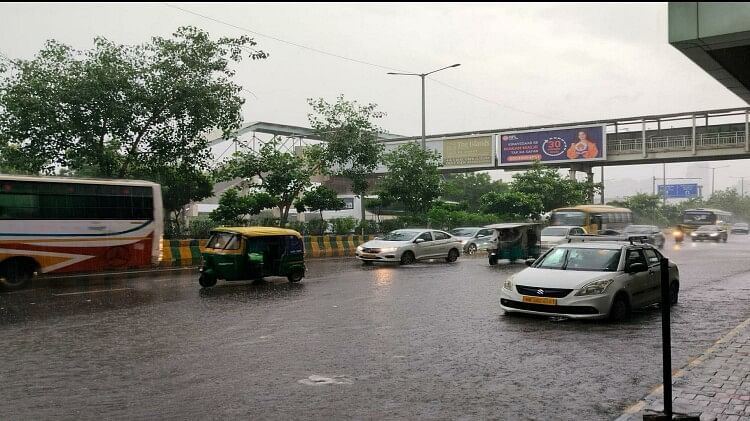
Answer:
387;63;461;150
699;165;730;197
730;176;749;197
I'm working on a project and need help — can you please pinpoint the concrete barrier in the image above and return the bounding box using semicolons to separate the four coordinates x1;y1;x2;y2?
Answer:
160;235;375;266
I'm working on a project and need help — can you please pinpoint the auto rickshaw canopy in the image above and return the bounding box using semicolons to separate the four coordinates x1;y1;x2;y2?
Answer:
212;226;303;239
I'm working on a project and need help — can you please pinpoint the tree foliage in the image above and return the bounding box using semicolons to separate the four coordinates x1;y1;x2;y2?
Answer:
146;164;214;233
479;191;544;221
378;142;442;216
294;185;345;220
209;188;276;225
509;162;601;211
442;172;507;211
217;138;315;226
307;95;385;198
0;25;266;180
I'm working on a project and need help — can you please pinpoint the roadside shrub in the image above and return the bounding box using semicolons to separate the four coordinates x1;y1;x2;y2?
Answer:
331;217;357;234
306;219;328;235
356;220;379;235
189;217;220;239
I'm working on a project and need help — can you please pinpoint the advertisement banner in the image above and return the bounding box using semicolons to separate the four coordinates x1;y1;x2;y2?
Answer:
658;184;699;199
498;125;606;166
442;135;494;168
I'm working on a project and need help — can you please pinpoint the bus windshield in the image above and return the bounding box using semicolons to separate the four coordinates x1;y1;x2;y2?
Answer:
550;211;586;227
682;211;716;225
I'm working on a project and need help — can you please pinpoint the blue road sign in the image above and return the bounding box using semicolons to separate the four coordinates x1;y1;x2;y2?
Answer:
658;183;699;198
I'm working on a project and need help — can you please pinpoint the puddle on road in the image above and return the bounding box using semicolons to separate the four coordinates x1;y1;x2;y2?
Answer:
298;375;353;386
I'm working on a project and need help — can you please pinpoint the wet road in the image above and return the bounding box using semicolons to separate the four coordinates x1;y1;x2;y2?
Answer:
3;236;750;420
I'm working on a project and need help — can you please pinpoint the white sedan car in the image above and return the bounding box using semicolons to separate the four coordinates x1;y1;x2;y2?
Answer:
356;229;462;265
500;240;680;321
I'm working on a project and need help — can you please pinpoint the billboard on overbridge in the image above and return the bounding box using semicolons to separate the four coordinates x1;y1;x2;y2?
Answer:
375;134;495;173
497;125;606;166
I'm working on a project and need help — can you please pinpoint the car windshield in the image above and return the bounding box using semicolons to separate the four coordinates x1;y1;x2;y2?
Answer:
697;225;719;232
536;247;621;271
624;226;653;234
541;227;569;236
451;228;479;237
381;230;421;241
683;211;715;225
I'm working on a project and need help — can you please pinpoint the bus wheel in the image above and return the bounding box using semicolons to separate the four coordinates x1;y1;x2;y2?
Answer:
0;258;36;290
199;274;217;288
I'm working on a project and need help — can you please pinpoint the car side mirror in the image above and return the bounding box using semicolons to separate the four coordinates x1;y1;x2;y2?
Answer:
525;258;535;267
628;262;647;273
415;238;425;244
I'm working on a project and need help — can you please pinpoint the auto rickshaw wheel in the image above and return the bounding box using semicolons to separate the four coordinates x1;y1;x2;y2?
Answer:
287;269;304;283
199;274;217;288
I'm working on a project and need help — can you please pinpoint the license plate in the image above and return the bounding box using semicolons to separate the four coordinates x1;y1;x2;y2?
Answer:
522;296;557;305
361;253;376;258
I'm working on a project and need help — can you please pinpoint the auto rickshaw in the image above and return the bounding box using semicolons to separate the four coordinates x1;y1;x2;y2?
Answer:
199;227;305;288
485;223;542;265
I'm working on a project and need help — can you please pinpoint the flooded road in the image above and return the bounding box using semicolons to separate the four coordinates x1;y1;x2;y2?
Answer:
2;236;750;420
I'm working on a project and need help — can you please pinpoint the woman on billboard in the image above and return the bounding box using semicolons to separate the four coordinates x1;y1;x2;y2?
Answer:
566;130;599;160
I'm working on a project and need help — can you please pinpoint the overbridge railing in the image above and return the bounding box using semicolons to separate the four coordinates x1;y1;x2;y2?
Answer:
608;130;746;154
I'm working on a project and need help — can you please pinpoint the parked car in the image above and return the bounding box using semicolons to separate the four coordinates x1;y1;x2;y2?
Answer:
355;229;461;265
622;225;666;249
540;226;586;250
450;227;495;255
690;225;728;242
731;222;749;234
500;240;680;321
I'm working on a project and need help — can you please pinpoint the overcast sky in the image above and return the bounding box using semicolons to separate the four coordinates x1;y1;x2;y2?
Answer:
1;2;749;198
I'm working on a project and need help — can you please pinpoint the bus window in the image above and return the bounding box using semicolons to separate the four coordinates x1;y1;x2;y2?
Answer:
550;211;586;226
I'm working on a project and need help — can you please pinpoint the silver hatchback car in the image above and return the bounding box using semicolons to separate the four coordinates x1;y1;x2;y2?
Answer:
500;240;680;321
356;229;462;265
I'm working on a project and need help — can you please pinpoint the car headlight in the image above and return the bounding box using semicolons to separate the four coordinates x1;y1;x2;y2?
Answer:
356;246;363;252
690;232;697;236
710;233;719;237
380;247;398;253
672;231;682;236
503;276;514;291
575;279;613;296
460;240;468;245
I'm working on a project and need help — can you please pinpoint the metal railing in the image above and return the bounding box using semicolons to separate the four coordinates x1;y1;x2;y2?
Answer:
608;130;746;154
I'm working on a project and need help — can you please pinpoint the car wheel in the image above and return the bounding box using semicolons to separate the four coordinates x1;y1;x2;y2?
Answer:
445;248;459;263
400;251;415;265
199;274;217;288
467;243;478;255
287;269;304;283
670;281;679;305
489;255;498;266
608;294;630;322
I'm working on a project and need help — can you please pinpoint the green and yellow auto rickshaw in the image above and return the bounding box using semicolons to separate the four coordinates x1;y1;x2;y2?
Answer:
199;227;305;288
485;223;542;265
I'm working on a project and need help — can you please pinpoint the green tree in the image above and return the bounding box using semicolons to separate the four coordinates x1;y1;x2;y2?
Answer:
378;142;442;216
0;25;266;178
294;185;345;220
609;193;668;226
442;173;507;211
479;191;544;221
144;164;214;235
307;95;385;230
209;188;275;225
510;162;600;212
217;138;315;226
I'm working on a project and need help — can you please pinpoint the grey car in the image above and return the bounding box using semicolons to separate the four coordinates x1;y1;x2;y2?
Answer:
450;227;495;255
500;240;680;321
622;225;666;249
356;229;462;265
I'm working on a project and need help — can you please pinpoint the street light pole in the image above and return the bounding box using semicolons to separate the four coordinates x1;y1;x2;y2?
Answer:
731;176;748;197
699;165;730;197
388;63;461;150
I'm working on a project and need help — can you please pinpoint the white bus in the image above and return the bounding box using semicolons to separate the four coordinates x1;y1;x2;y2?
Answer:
0;175;163;289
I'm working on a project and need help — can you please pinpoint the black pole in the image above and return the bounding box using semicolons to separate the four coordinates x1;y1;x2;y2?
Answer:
660;257;672;418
